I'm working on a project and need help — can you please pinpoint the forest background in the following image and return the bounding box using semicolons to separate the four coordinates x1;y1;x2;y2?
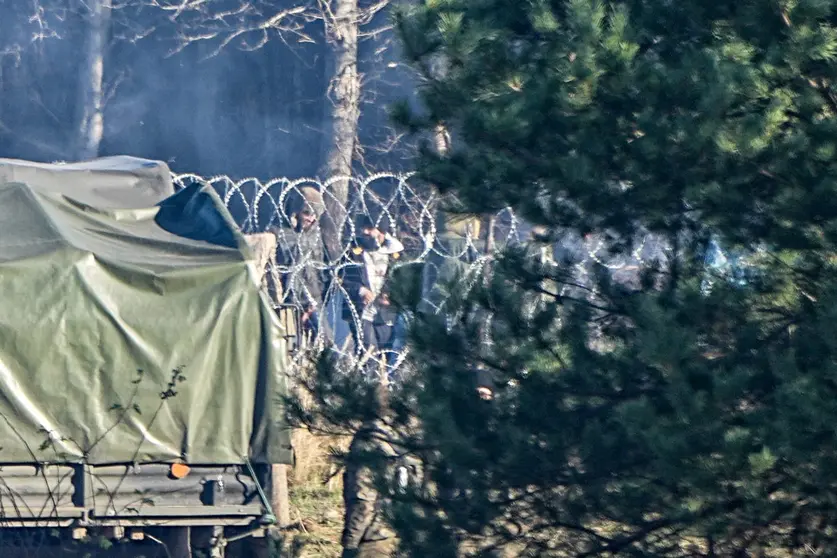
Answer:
0;0;415;180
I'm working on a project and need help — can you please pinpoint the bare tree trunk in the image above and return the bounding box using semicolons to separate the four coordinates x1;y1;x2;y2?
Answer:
77;0;110;161
271;463;292;528
319;0;360;262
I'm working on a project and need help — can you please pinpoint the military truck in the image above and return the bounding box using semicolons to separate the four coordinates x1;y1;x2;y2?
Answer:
0;156;293;556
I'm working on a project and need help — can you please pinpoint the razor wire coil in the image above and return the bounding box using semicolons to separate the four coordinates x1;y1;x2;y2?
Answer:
171;172;664;384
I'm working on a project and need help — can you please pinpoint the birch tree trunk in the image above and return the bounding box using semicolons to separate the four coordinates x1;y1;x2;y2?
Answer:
77;0;111;161
319;0;360;262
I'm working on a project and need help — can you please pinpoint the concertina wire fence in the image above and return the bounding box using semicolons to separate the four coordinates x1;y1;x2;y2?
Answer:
170;172;667;383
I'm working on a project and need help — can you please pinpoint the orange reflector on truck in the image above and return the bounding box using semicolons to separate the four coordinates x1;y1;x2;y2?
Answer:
170;463;191;479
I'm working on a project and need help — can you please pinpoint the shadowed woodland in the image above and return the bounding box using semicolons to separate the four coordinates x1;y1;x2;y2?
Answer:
0;0;416;179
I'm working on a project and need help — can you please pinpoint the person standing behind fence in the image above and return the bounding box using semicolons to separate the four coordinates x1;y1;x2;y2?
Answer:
419;210;484;316
271;186;329;339
366;286;408;381
341;214;404;356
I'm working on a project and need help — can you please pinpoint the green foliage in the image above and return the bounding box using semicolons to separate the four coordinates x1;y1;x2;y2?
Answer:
95;535;113;550
293;0;837;556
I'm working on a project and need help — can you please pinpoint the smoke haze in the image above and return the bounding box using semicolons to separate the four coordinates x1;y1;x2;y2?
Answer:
0;0;417;180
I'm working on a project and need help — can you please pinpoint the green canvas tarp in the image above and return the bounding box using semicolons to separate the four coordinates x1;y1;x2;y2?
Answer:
0;156;291;465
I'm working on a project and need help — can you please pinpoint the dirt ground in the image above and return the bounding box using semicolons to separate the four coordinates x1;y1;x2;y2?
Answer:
277;484;344;558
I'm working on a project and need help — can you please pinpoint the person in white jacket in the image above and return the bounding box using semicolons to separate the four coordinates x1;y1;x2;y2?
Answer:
341;214;404;357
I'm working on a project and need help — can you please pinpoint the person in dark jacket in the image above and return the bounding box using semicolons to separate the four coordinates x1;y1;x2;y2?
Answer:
363;287;409;381
341;214;404;355
270;186;328;338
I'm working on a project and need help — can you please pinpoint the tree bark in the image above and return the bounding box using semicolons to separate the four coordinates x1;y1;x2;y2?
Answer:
271;463;292;528
319;0;360;262
77;0;111;161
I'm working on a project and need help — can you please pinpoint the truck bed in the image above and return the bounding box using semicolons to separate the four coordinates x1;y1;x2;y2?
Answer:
0;463;270;529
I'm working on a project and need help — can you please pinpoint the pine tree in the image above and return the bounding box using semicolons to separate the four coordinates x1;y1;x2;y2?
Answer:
294;0;837;556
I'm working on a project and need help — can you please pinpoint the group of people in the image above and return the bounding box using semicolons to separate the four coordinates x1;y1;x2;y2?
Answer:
267;185;508;558
269;185;407;375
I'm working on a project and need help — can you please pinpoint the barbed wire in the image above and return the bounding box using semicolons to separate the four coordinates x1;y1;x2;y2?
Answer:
171;172;666;383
